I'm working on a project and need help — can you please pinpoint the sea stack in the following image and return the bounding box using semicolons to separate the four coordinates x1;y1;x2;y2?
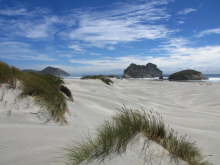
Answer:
123;63;162;78
168;69;207;81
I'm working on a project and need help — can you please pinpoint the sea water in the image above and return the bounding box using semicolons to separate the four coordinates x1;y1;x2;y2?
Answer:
65;74;220;82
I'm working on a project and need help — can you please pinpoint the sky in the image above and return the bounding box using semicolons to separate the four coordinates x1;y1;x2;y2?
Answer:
0;0;220;76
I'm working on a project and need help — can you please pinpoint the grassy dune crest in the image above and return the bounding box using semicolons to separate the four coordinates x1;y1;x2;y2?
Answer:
0;61;72;124
66;107;212;165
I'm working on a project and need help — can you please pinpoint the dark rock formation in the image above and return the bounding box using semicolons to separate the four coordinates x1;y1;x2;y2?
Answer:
168;69;207;81
123;63;162;78
40;67;70;77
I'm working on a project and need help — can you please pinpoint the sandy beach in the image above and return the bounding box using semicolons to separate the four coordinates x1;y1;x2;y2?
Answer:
0;79;219;165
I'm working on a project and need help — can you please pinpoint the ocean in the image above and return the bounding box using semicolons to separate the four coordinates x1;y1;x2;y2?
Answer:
204;74;220;82
162;74;220;82
66;74;220;82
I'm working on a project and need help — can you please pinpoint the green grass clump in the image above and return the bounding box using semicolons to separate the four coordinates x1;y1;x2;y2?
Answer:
0;61;72;124
81;75;113;85
20;72;69;123
0;61;20;88
66;107;212;165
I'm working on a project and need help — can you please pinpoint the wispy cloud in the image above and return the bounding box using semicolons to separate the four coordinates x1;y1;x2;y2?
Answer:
0;8;28;16
147;38;220;73
0;7;60;39
0;41;55;61
17;22;51;39
69;44;84;52
197;28;220;37
178;8;197;15
177;20;184;24
16;16;60;39
0;6;50;16
65;0;173;48
0;0;173;44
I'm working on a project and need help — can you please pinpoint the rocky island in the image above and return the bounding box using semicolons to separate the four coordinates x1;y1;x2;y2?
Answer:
169;69;207;81
123;63;162;78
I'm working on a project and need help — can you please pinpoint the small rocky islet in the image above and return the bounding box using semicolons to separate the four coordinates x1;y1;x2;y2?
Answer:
168;69;207;81
123;63;163;78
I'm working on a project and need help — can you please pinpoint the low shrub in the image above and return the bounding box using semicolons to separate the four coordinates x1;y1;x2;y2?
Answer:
81;75;113;85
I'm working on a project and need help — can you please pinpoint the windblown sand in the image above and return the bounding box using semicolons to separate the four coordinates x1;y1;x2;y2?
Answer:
0;79;219;165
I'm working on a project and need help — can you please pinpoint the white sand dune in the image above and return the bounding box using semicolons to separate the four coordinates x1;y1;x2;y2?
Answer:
0;79;219;165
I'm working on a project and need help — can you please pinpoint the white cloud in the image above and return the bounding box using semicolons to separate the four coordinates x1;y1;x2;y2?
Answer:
197;28;220;37
70;22;170;44
0;1;173;44
177;20;184;24
147;38;220;73
163;37;190;48
0;8;28;16
69;44;84;52
15;16;60;39
66;0;173;48
20;23;50;38
178;8;197;15
0;7;60;39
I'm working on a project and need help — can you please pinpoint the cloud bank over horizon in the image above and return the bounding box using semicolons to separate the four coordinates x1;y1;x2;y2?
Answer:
0;0;220;75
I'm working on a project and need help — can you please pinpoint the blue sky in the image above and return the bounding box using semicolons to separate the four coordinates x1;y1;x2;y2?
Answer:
0;0;220;75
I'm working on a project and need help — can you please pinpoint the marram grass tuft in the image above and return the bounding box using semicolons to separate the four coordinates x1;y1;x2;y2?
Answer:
0;61;72;124
66;107;212;165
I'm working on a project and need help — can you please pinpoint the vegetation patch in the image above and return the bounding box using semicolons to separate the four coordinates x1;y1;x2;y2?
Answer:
66;107;212;165
0;61;72;124
81;75;114;85
0;61;20;88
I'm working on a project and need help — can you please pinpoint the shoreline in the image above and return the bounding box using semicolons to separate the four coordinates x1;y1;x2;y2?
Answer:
66;76;220;83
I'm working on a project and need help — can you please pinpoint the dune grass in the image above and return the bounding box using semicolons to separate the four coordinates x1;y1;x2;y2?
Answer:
81;75;114;85
0;61;20;88
66;107;212;165
0;61;72;124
